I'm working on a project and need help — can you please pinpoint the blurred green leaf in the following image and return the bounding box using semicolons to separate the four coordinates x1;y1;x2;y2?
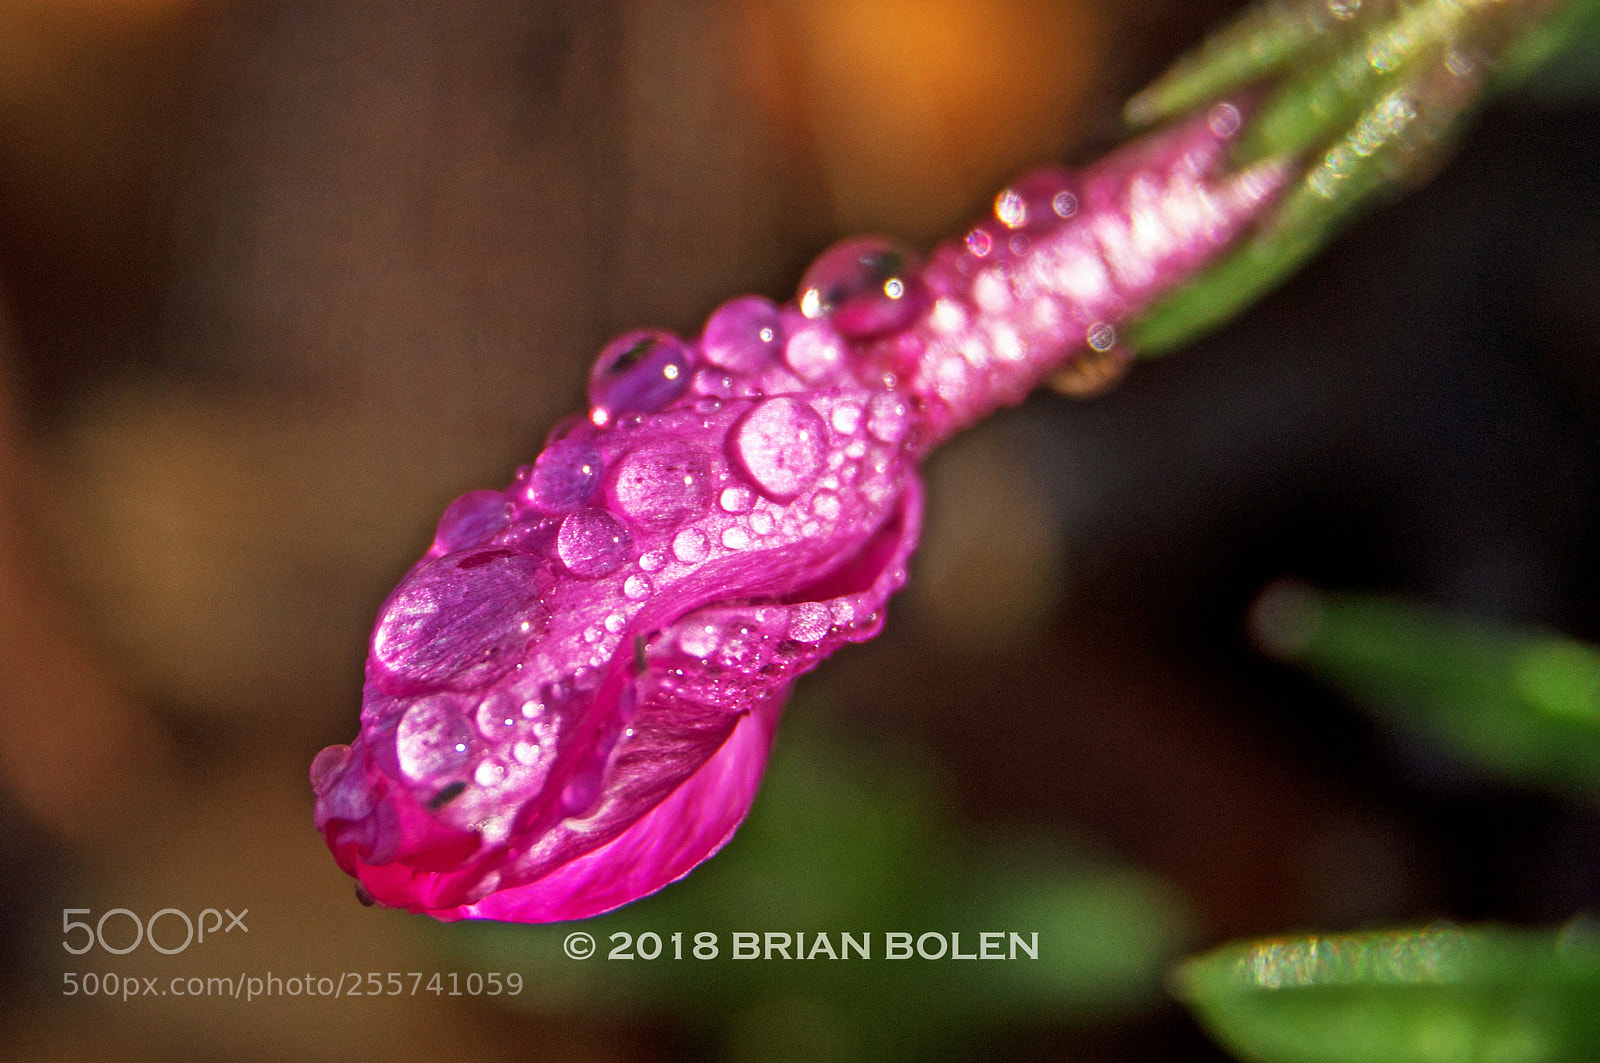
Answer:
1177;921;1600;1063
1253;584;1600;797
428;705;1191;1062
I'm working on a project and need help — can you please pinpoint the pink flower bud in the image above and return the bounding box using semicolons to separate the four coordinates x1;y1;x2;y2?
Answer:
312;103;1284;922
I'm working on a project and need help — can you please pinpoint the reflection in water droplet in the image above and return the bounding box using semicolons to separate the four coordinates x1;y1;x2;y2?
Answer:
623;573;653;600
397;696;476;781
731;398;827;501
798;236;928;339
589;330;694;424
557;509;633;578
673;527;709;563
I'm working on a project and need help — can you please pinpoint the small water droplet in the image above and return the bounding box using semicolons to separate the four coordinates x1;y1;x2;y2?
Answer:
623;573;653;599
520;699;543;719
1052;190;1078;218
719;485;754;513
1086;322;1116;351
556;509;633;578
474;761;507;787
680;622;721;658
309;744;352;796
512;740;541;766
831;403;862;435
640;550;667;572
966;228;993;256
589;330;694;424
583;625;602;644
673;527;709;563
812;491;841;520
701;295;784;373
731;398;827;501
397;696;476;781
788;602;832;643
749;510;774;535
798;236;928;339
995;188;1027;228
604;612;626;634
866;393;911;445
722;525;752;550
475;694;519;739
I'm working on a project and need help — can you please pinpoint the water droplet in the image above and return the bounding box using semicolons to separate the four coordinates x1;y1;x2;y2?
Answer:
309;744;352;796
1086;322;1116;351
640;550;667;572
722;525;752;550
475;694;519;739
397;696;476;781
623;573;653;599
798;236;928;339
474;761;507;787
784;325;845;383
512;740;541;766
831;403;862;435
866;393;911;445
831;599;856;625
372;550;547;693
1052;190;1078;218
680;622;720;658
1208;101;1243;137
556;509;633;578
604;612;626;634
995;187;1027;228
731;397;827;501
433;490;515;553
583;625;602;644
525;439;604;512
750;510;774;535
588;330;693;424
673;527;709;563
811;491;841;520
788;602;831;643
719;485;754;513
561;772;603;815
608;440;712;528
520;699;543;719
701;295;783;373
966;228;993;256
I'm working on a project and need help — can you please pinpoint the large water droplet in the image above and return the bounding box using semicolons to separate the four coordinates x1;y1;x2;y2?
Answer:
475;692;520;740
701;295;783;373
589;330;693;425
557;509;633;578
525;438;604;513
788;602;832;643
372;549;547;693
434;490;515;553
731;397;827;502
397;696;477;782
608;440;713;528
798;236;928;340
623;573;654;599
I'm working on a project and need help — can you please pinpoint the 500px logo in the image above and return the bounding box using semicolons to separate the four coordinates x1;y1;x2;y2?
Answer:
62;908;248;956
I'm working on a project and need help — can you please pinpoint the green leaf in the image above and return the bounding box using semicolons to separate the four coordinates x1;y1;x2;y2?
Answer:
1176;922;1600;1063
1252;584;1600;797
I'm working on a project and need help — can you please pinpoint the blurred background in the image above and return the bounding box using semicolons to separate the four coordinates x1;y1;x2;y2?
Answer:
2;0;1599;1060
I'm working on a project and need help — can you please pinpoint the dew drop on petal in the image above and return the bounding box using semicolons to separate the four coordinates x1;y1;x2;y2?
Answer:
1053;190;1079;218
831;403;862;435
812;491;841;520
608;440;712;528
434;490;515;552
475;694;519;739
397;696;477;782
701;295;783;373
474;761;507;787
866;393;911;445
512;740;541;766
798;236;928;339
679;622;721;658
604;612;626;634
310;744;352;796
673;527;709;563
749;509;774;535
640;550;667;572
722;525;752;550
995;187;1027;228
588;330;694;424
788;602;832;643
731;397;827;501
557;509;633;578
623;573;653;599
526;439;604;512
719;485;754;513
